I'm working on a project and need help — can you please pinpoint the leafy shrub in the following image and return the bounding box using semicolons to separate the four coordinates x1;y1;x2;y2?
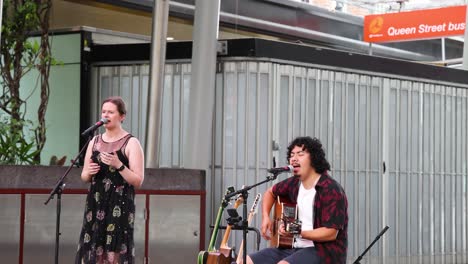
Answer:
0;115;39;165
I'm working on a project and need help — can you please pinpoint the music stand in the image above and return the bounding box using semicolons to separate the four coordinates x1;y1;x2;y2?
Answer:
353;226;389;264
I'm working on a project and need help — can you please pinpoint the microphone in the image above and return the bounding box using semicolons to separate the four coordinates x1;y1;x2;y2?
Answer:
268;165;294;174
81;118;109;137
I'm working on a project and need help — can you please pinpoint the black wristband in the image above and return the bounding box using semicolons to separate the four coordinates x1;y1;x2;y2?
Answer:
116;164;125;172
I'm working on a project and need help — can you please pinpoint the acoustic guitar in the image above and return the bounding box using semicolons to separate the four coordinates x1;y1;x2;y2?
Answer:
236;193;261;264
197;187;234;264
270;196;301;249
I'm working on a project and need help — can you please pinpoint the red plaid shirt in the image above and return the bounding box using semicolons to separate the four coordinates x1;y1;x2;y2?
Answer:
272;173;348;264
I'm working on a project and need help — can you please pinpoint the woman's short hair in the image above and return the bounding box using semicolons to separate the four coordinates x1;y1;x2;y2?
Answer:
102;96;127;116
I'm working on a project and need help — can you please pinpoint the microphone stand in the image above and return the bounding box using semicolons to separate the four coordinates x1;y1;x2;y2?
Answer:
353;226;389;264
225;173;280;264
44;135;93;264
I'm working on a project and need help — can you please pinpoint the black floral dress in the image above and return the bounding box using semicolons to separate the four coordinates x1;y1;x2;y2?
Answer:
76;134;135;264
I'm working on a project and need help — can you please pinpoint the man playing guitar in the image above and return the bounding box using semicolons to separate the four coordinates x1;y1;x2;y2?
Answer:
247;136;348;264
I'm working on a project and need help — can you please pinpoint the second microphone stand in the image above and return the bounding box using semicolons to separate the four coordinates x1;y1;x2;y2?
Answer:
224;172;280;264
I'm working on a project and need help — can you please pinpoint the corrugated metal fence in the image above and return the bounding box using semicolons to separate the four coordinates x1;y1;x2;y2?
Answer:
92;58;468;263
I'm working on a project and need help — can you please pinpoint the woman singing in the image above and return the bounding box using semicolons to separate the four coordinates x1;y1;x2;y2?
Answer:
76;96;144;264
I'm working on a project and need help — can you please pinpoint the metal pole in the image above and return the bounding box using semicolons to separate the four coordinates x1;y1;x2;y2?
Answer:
182;0;221;169
0;0;3;44
462;4;468;69
441;37;446;62
145;0;169;168
381;79;390;262
369;42;373;56
54;189;62;264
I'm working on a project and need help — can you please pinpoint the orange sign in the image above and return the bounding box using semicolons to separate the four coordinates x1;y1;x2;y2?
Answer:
364;5;467;43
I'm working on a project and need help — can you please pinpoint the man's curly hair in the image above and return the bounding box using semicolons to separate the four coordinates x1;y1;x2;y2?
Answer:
286;136;331;174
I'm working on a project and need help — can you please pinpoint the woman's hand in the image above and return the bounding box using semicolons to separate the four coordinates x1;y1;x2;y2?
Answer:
100;152;122;169
87;160;100;175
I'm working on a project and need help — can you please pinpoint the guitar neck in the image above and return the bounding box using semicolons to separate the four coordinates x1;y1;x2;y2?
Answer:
220;197;243;249
220;226;233;249
208;205;225;252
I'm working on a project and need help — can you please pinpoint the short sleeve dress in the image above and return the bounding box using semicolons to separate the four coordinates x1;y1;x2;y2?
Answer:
75;134;136;264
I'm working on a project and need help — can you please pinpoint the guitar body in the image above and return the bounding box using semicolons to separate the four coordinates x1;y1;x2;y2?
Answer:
271;196;297;249
198;250;232;264
206;250;232;264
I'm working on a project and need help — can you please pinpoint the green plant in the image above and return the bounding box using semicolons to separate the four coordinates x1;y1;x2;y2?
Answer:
0;0;53;164
0;115;39;165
